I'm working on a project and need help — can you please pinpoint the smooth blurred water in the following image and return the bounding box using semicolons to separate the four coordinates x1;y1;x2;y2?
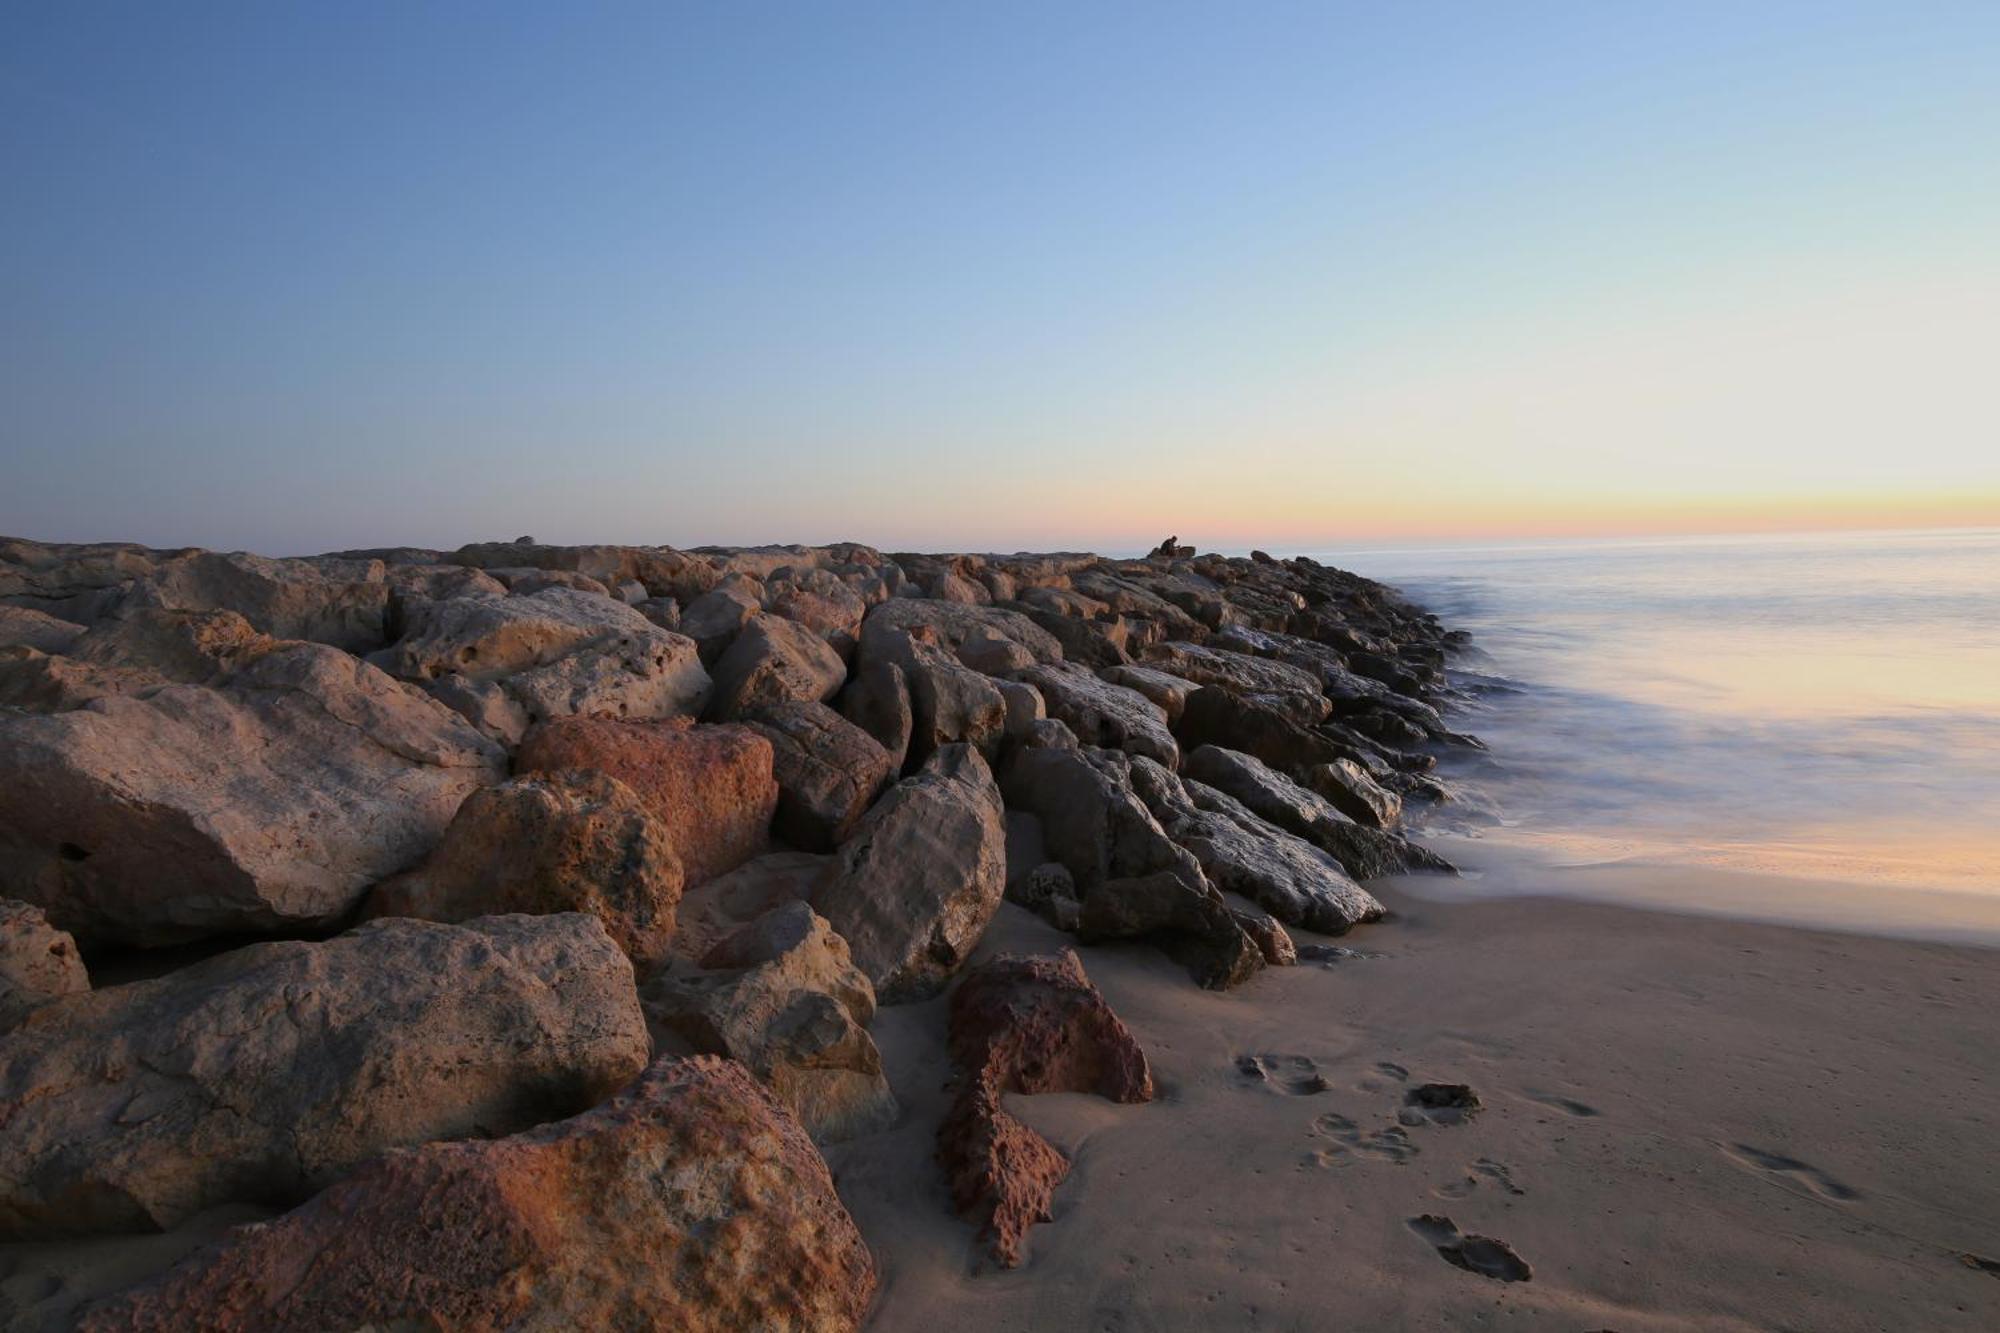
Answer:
1310;529;2000;903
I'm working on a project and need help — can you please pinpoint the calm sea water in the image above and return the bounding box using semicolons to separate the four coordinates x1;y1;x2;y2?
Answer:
1307;529;2000;933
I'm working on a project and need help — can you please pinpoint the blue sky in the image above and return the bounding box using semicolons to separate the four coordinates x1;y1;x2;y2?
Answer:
4;2;1998;553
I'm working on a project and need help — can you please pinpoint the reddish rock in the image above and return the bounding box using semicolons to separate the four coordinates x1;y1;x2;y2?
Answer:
516;715;777;887
79;1056;877;1333
365;770;684;968
939;950;1152;1267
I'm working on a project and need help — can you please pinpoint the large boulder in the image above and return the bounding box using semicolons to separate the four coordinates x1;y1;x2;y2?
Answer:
812;744;1006;1002
860;624;1005;768
0;899;88;1031
376;586;711;731
134;550;390;652
709;613;848;720
1305;757;1404;828
861;597;1063;671
1128;760;1384;935
1000;745;1259;989
0;606;85;654
940;951;1152;1268
1143;640;1325;708
0;914;649;1238
1183;745;1450;881
1015;660;1177;767
643;901;897;1143
515;715;777;887
1172;683;1347;774
1100;663;1199;723
365;770;684;968
0;608;281;714
447;540;722;604
678;578;766;664
837;656;914;772
0;644;506;945
78;1056;874;1333
746;701;895;851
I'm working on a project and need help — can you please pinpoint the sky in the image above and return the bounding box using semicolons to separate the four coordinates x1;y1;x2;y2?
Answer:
4;1;1998;555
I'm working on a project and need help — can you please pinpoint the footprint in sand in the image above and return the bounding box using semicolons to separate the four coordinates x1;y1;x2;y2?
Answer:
1524;1091;1601;1118
1960;1253;2000;1278
1355;1061;1410;1094
1408;1214;1533;1282
1309;1111;1420;1165
1237;1053;1331;1095
1432;1157;1525;1199
1721;1143;1860;1202
1400;1083;1482;1127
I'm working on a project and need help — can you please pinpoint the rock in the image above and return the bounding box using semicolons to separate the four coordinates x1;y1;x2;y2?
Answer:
679;579;766;664
79;1055;876;1332
1007;604;1130;669
489;567;613;597
1183;744;1450;881
745;701;895;852
0;609;283;714
0;644;506;945
1007;860;1082;932
997;678;1046;739
0;899;89;1030
425;672;533;745
1128;759;1385;935
1230;903;1298;966
1172;683;1347;773
0;606;85;654
1100;663;1199;723
1000;745;1259;989
1305;757;1404;828
376;587;711;726
837;655;913;772
859;598;1064;673
0;914;648;1238
812;744;1006;1002
515;716;777;887
365;770;684;969
709;613;848;720
0;538;158;623
1143;640;1324;708
1016;660;1177;767
766;574;869;656
940;951;1153;1267
66;608;278;684
135;551;390;652
642;901;897;1142
673;851;834;962
447;541;722;605
856;614;1008;767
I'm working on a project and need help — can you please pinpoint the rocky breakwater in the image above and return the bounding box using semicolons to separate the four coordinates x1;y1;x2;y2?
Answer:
0;532;1475;1326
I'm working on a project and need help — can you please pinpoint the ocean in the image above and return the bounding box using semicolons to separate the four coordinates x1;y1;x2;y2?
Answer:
1309;528;2000;940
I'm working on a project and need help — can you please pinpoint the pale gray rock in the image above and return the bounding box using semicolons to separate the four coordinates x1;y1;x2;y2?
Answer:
1017;660;1178;767
642;901;897;1143
0;913;649;1238
812;744;1007;1002
0;643;506;945
709;613;847;720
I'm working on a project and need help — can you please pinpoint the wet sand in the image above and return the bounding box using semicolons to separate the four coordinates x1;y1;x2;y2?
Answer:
832;883;2000;1332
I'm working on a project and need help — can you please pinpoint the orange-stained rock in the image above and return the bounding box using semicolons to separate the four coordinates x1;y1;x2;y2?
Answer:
515;715;777;887
365;770;684;968
79;1056;877;1333
939;950;1152;1268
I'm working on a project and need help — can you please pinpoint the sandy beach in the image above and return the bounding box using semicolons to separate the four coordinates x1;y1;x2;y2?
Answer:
834;881;2000;1332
